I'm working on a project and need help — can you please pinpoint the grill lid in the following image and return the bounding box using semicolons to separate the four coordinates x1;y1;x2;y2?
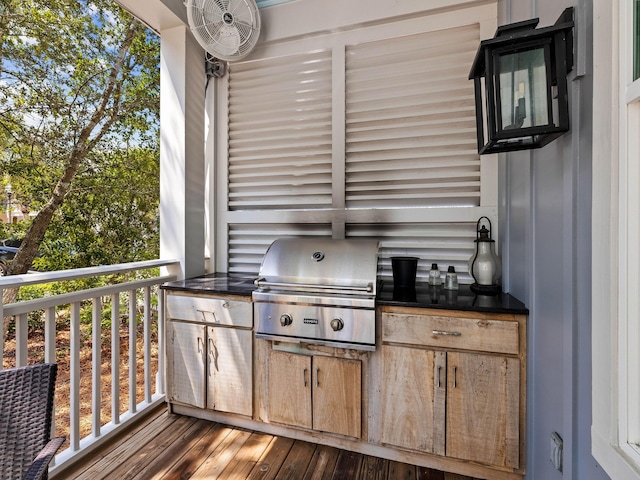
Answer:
255;238;380;295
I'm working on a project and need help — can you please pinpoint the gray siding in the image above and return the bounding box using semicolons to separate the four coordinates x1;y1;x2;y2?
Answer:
500;0;609;478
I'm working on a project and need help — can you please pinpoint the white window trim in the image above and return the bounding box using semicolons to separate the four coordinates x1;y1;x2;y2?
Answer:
592;0;640;478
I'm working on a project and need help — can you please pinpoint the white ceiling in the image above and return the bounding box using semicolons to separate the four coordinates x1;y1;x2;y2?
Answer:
115;0;186;33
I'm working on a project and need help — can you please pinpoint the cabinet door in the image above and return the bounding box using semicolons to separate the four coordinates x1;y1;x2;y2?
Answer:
379;345;445;454
206;326;253;416
312;356;362;438
446;352;520;468
167;321;206;408
267;350;312;429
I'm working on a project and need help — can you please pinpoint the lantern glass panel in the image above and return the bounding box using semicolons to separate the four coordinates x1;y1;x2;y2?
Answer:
497;47;549;131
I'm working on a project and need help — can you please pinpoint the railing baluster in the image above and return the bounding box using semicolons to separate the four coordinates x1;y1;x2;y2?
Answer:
129;289;137;414
112;293;120;425
70;302;81;452
44;306;58;468
157;289;165;395
143;286;152;404
44;307;56;364
16;313;28;367
92;297;102;438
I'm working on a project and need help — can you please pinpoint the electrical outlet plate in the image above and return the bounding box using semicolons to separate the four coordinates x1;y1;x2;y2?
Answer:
550;432;563;472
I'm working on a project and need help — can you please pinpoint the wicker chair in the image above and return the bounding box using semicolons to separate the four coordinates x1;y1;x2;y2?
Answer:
0;363;65;480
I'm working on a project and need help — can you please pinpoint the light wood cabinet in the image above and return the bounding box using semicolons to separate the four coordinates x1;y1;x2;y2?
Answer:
267;349;362;438
166;293;253;417
167;321;206;408
446;351;519;468
379;344;445;455
376;307;525;473
267;350;312;429
206;326;253;415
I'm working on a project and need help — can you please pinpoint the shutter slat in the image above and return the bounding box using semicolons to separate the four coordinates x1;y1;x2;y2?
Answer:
347;222;478;283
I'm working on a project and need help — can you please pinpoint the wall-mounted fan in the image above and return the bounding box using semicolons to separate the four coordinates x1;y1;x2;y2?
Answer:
185;0;261;61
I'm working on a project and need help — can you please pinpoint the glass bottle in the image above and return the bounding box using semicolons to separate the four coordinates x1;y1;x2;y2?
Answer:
444;265;458;290
428;263;441;286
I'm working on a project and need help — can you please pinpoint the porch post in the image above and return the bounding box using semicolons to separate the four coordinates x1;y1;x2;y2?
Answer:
160;25;206;280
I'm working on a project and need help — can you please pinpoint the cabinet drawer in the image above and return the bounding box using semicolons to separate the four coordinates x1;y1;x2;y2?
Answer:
167;294;252;327
382;312;518;355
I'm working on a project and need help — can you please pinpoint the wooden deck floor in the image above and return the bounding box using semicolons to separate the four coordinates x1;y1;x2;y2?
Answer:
58;405;477;480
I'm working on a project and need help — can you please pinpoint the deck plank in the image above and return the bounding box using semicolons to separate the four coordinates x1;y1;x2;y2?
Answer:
159;422;235;480
106;414;198;479
246;435;295;480
332;449;364;479
301;444;341;480
218;431;275;479
417;466;445;479
273;440;317;480
360;455;389;480
191;427;253;479
388;460;417;480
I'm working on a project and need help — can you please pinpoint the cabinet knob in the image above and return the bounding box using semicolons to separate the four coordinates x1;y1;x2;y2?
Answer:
280;313;293;327
330;318;344;331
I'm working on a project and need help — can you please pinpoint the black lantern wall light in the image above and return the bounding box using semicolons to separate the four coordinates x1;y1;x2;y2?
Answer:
469;8;574;154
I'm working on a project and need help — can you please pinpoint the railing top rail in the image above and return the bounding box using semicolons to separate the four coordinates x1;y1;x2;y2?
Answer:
0;258;180;290
3;274;177;317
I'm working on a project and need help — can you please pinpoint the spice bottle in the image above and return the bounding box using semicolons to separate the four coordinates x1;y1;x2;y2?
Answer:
428;263;441;286
444;266;459;290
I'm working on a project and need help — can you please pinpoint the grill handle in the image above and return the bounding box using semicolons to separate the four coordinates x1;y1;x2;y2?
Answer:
254;278;374;293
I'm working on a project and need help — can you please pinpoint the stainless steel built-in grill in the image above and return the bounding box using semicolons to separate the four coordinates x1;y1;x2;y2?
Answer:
253;237;380;351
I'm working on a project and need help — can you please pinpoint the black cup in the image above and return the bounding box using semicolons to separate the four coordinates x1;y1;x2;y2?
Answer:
391;257;419;289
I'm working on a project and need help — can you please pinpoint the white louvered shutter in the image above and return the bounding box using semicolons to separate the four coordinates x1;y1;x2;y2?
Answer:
218;6;497;278
345;25;481;209
227;51;333;211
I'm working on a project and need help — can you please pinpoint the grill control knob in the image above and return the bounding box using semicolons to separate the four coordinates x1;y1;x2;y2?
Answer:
280;313;293;327
330;318;344;332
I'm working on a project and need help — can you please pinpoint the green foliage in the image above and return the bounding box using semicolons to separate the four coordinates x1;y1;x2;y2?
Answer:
0;0;160;272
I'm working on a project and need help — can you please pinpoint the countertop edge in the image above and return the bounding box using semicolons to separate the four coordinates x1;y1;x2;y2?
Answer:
161;274;529;315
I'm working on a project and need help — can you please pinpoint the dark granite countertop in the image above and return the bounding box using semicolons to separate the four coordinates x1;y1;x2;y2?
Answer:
162;273;528;315
161;273;256;297
376;281;528;315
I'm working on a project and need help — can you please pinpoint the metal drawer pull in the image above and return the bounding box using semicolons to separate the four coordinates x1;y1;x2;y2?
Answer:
303;368;308;387
196;309;218;323
316;368;320;388
432;330;462;336
437;366;441;388
453;366;457;388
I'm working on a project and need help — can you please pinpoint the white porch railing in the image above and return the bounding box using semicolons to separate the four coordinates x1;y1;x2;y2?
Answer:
0;259;179;475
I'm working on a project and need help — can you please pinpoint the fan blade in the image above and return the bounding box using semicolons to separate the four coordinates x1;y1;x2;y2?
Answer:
213;24;241;56
234;19;257;43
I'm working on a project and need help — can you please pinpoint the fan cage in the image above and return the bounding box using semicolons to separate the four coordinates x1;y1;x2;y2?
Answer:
186;0;261;61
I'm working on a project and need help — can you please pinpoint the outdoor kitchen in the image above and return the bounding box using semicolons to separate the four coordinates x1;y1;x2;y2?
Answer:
161;236;528;480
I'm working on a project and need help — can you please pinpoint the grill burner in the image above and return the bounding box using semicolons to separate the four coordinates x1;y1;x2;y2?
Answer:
253;238;379;351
